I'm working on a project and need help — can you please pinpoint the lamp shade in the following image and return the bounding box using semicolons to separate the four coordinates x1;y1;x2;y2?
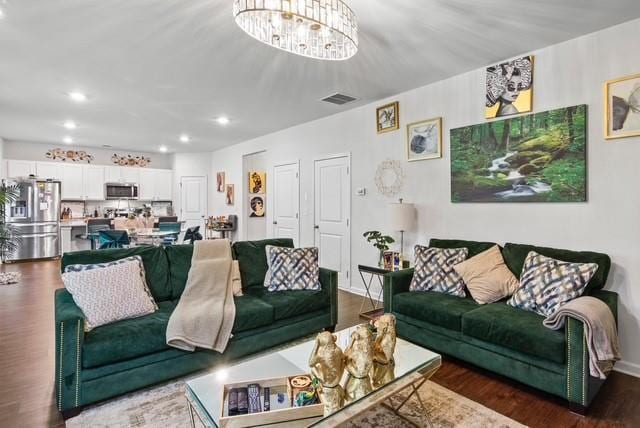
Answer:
389;202;415;232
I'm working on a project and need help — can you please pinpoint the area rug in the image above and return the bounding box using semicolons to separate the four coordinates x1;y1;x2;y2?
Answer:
66;376;525;428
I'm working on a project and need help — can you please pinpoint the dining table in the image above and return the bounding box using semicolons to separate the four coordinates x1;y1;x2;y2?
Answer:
82;228;180;249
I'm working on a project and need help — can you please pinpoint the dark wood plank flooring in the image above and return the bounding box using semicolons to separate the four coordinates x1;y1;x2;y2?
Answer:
0;260;638;427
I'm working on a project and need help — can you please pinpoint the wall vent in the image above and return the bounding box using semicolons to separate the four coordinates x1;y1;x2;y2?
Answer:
321;93;358;105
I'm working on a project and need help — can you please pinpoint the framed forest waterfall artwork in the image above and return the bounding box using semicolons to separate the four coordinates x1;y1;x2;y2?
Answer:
451;105;587;203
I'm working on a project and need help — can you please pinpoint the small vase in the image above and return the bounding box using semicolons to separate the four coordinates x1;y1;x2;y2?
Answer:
378;251;385;268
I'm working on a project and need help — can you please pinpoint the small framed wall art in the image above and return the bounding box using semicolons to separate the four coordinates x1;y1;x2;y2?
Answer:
604;72;640;139
376;101;399;134
406;117;442;161
248;171;266;194
216;172;225;192
249;195;265;217
225;184;235;205
485;56;534;119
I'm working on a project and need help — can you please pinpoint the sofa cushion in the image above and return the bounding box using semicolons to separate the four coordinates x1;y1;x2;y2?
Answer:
409;246;468;297
392;291;480;331
232;295;274;333
165;244;194;299
502;243;610;293
62;246;172;302
247;287;329;321
83;301;176;368
429;238;498;258
232;239;294;290
462;302;566;364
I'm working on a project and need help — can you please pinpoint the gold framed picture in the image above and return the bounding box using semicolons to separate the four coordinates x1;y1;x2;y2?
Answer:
376;101;399;134
406;117;442;161
248;171;266;194
604;72;640;140
225;184;234;205
485;56;534;119
216;172;225;192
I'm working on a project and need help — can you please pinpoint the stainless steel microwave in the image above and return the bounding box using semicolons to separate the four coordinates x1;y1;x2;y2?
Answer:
105;183;139;200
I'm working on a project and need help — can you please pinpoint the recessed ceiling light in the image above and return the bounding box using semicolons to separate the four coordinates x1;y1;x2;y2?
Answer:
0;8;5;19
63;136;73;144
63;120;77;130
67;91;87;102
216;116;230;125
159;145;168;153
179;134;190;143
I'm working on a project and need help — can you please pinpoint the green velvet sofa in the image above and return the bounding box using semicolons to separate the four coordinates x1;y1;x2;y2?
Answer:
55;238;338;415
383;238;618;410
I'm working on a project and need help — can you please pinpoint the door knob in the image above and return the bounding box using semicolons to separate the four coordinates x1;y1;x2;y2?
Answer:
273;221;278;225
314;225;319;229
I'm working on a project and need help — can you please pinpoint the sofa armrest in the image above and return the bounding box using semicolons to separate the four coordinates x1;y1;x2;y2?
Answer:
320;268;338;327
383;268;414;313
55;288;85;412
566;290;618;408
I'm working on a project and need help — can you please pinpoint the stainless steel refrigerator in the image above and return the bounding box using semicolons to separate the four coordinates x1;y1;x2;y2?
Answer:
4;178;61;261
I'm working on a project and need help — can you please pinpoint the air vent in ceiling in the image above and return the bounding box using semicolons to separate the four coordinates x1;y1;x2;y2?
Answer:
321;93;358;105
102;144;113;148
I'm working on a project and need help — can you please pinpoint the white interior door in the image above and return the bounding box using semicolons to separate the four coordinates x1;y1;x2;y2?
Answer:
272;162;300;246
314;155;350;287
180;176;207;232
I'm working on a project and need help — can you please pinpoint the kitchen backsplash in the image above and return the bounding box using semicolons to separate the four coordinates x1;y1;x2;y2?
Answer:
62;200;173;218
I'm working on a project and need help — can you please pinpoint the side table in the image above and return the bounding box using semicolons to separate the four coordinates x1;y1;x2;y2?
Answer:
357;264;390;320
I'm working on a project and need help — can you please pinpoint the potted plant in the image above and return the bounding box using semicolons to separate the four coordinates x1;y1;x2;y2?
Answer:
362;231;395;268
0;182;21;263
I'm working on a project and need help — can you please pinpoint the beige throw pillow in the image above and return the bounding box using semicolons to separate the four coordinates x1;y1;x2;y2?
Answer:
453;245;518;304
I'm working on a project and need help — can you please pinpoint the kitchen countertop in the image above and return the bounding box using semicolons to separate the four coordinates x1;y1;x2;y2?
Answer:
60;219;89;227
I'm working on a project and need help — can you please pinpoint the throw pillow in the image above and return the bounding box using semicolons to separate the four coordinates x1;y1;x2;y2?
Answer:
507;251;599;317
64;255;157;310
62;257;158;331
409;246;468;297
265;246;321;292
453;245;519;304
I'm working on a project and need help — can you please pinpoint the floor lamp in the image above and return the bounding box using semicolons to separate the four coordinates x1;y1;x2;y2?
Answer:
389;199;416;266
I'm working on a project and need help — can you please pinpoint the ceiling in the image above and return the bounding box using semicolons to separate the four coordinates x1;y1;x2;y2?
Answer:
1;0;640;153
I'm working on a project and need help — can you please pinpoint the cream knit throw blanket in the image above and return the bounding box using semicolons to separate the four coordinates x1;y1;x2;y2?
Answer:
166;239;236;353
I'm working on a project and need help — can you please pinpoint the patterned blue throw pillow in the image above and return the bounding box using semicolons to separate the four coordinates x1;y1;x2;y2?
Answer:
265;246;321;292
65;256;157;310
409;246;468;297
508;251;599;317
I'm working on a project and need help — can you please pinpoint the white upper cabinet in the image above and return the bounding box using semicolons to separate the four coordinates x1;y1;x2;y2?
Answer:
138;169;156;200
60;164;85;200
83;165;105;200
6;160;36;178
155;170;173;201
121;167;140;184
35;162;63;180
138;168;173;201
105;166;121;183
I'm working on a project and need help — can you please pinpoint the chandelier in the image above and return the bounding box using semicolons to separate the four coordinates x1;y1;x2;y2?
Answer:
233;0;358;61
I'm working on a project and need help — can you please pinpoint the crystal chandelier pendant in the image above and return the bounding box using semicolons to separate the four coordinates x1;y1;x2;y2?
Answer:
233;0;358;61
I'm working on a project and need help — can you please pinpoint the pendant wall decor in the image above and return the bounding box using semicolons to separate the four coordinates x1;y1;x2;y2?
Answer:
45;148;94;163
111;153;151;167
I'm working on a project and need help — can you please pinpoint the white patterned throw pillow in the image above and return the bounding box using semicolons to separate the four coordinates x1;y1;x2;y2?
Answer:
264;246;321;292
62;258;158;331
507;251;599;317
409;246;468;297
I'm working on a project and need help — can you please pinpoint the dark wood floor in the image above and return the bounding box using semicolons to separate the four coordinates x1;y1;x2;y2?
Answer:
1;260;638;427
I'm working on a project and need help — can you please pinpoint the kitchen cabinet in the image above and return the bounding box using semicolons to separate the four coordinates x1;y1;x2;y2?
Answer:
6;160;36;178
138;168;173;201
105;166;140;184
60;164;85;200
105;166;121;183
35;162;63;180
83;165;105;200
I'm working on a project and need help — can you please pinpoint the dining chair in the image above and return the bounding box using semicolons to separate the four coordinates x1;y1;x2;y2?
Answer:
86;219;112;250
98;230;130;249
158;222;181;245
158;216;178;223
183;226;203;244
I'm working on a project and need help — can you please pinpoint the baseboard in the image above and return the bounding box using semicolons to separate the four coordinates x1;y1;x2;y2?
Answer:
613;360;640;378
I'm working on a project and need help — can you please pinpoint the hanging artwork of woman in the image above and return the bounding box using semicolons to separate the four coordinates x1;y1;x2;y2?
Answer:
485;56;534;119
605;72;640;139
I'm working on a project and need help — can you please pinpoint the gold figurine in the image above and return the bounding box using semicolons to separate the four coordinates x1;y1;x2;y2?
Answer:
371;314;397;388
343;325;374;403
309;332;346;416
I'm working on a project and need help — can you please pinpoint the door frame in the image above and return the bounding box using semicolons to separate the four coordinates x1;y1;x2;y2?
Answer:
179;175;208;231
272;160;301;245
313;152;352;289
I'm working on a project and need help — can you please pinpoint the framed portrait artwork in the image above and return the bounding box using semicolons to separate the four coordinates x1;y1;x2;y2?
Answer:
485;56;534;119
376;101;399;134
406;117;442;161
248;171;266;194
604;72;640;139
249;195;265;218
216;172;225;192
225;184;234;205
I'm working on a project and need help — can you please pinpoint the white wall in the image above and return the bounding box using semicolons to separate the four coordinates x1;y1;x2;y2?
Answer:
243;151;267;240
0;137;5;178
3;140;172;169
209;18;640;376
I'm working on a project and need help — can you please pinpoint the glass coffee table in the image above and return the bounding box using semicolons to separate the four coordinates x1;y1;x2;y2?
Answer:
185;326;441;427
